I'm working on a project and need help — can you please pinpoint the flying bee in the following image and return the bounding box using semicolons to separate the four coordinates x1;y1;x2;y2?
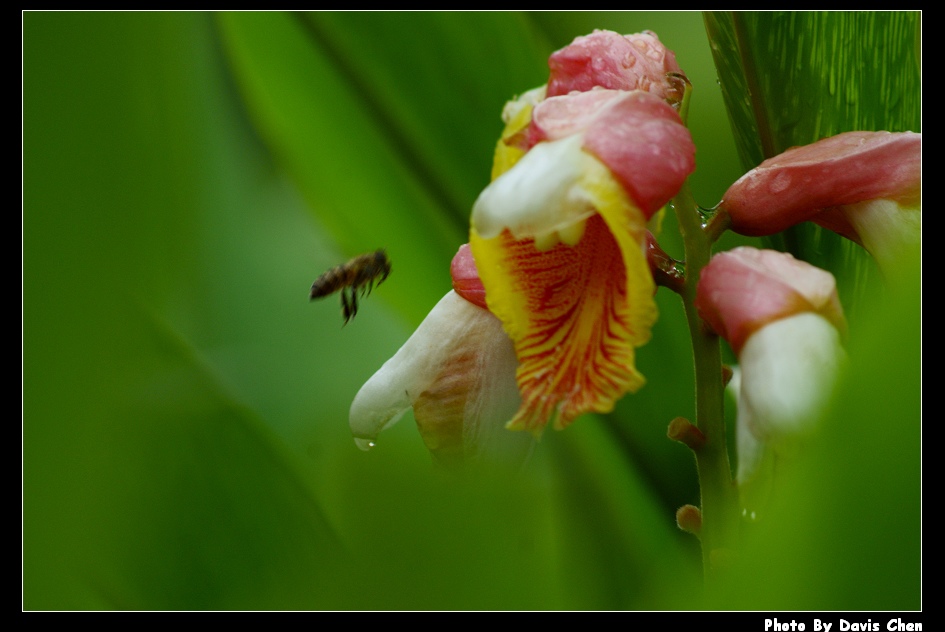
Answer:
309;249;391;325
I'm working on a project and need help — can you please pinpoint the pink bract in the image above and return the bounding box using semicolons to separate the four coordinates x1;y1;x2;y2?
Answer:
450;243;488;310
527;90;696;219
721;131;921;237
695;247;846;354
547;29;683;100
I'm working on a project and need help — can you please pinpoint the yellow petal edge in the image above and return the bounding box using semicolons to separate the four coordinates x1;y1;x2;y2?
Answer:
470;155;657;433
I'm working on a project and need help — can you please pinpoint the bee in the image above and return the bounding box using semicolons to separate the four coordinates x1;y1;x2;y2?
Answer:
309;249;391;325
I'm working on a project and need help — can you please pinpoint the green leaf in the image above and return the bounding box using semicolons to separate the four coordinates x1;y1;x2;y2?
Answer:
703;12;922;609
718;258;921;610
704;11;922;311
705;11;921;165
215;12;551;325
23;13;348;608
26;11;713;610
33;10;912;611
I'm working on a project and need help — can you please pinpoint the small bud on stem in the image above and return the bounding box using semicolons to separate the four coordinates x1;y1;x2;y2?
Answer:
668;416;706;451
676;504;703;537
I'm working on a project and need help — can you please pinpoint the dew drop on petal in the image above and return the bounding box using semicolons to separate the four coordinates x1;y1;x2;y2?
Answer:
769;171;791;193
354;437;376;451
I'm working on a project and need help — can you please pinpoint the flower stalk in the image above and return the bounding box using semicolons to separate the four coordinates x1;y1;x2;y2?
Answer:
673;181;740;584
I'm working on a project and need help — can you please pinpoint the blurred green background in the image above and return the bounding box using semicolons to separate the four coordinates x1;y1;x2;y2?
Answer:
23;11;920;610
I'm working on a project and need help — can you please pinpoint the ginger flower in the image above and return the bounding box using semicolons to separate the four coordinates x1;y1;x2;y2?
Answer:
546;29;686;102
720;131;921;270
695;247;847;484
348;245;533;469
470;30;695;434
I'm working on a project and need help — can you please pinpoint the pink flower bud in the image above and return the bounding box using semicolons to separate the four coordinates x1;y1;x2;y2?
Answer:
450;243;488;310
695;247;845;355
720;131;921;247
547;29;684;101
698;249;848;483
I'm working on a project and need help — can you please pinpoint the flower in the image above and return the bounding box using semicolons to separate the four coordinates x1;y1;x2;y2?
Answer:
546;29;685;102
348;245;533;470
469;31;696;434
719;131;921;270
695;247;847;484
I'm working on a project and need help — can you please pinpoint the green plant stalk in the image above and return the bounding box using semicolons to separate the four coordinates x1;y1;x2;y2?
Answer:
673;182;739;589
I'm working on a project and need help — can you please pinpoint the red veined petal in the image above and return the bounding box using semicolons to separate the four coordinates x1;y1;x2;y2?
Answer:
471;212;655;433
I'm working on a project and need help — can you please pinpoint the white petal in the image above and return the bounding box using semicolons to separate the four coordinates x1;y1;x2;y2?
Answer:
454;307;531;465
471;134;597;241
349;291;487;446
349;291;533;466
411;295;532;467
844;198;921;270
728;368;764;485
739;312;846;443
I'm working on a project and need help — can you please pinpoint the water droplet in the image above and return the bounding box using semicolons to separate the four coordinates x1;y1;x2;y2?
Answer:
354;437;376;451
769;171;791;193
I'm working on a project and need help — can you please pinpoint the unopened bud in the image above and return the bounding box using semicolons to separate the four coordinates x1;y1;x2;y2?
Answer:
721;365;734;387
676;504;702;537
667;416;705;451
719;131;920;271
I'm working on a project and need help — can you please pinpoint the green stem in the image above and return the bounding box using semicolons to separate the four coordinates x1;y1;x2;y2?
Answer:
673;182;739;591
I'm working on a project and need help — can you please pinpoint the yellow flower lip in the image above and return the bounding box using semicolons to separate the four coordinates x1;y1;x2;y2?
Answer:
467;47;696;434
345;29;703;459
470;149;660;432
